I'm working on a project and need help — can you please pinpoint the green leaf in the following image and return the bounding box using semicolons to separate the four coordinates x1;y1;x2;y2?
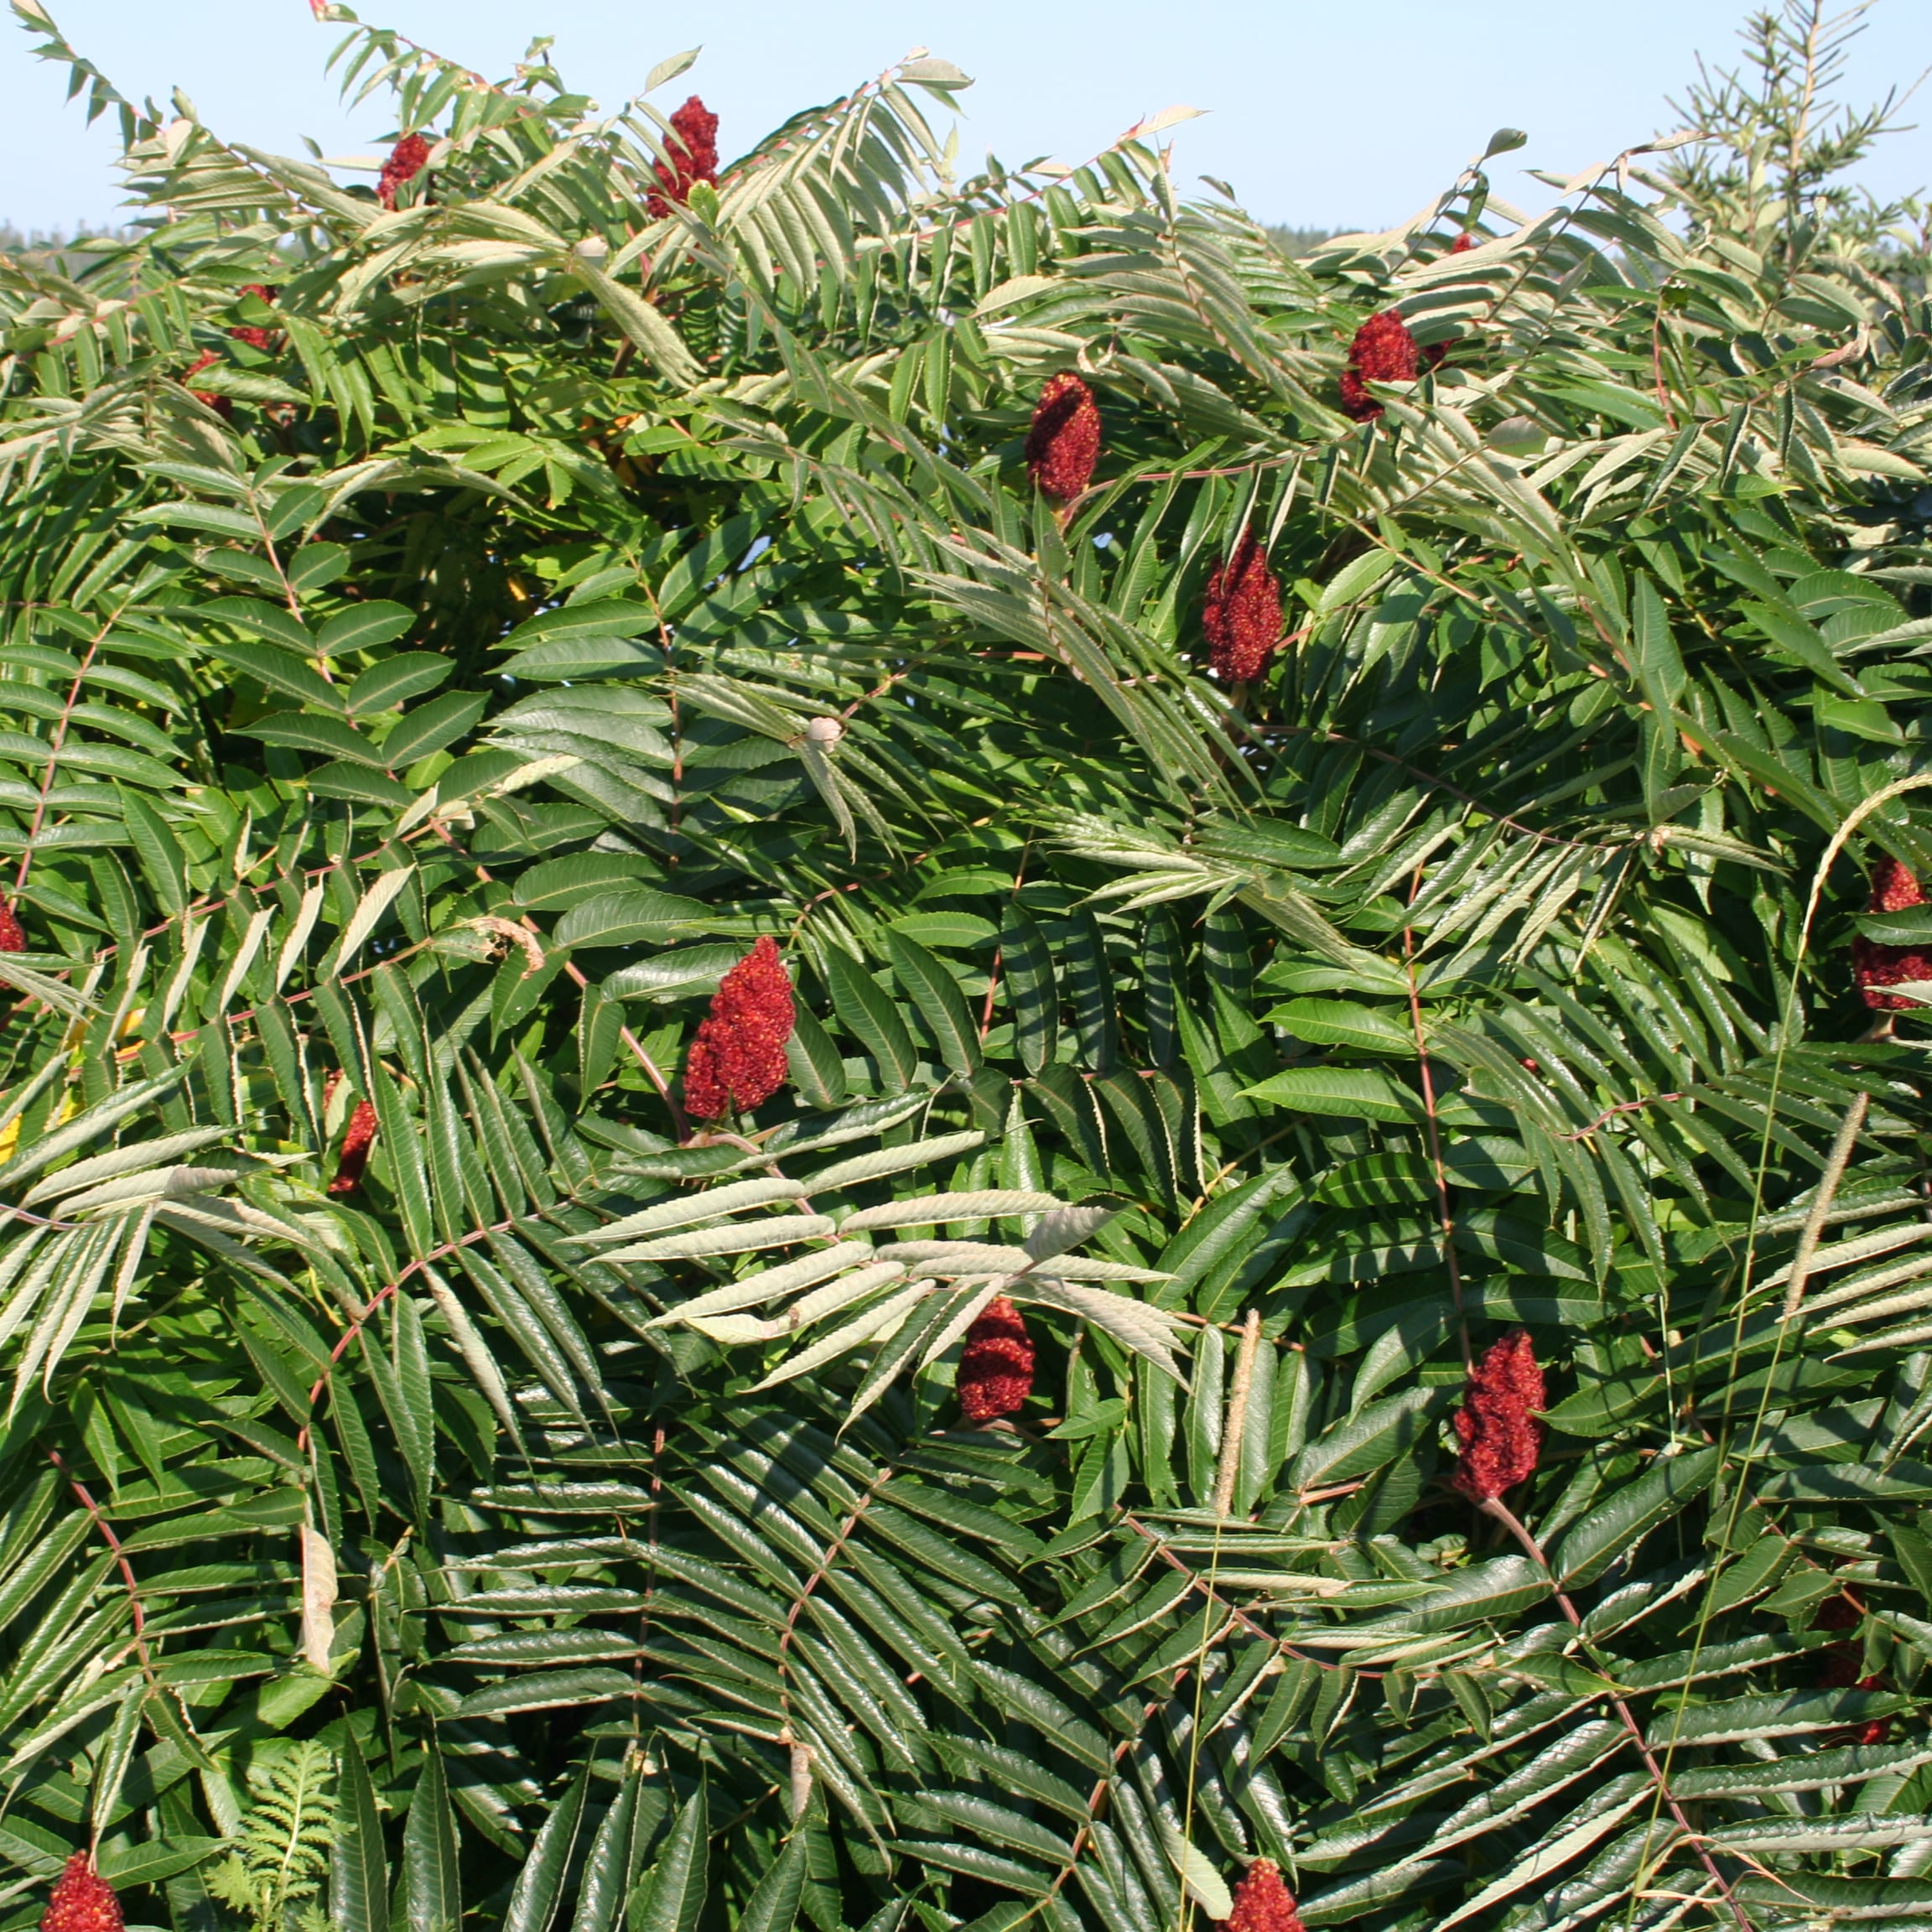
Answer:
1410;1555;1552;1631
334;864;418;971
196;637;345;711
236;711;387;767
631;1784;709;1932
196;596;314;653
96;1838;224;1887
886;929;981;1074
1240;1067;1422;1121
288;542;349;591
119;791;186;916
330;1727;389;1932
1670;1741;1932;1797
824;949;920;1090
403;1746;461;1932
1159;1826;1232;1922
999;911;1058;1076
346;652;454;716
1630;573;1685;710
891;912;997;948
1757;1460;1932;1502
571;1763;646;1932
496;600;657;655
736;1830;807;1932
307;760;413;805
317;602;416;658
1269;998;1415;1054
1552;1446;1721;1586
512;855;661;913
787;1006;849;1109
505;1760;591;1932
1647;1688;1902;1747
573;252;704;389
1739;600;1862;694
1453;1211;1591;1280
1429;1776;1652;1932
380;692;489;769
457;1669;635;1716
1294;1387;1444;1491
499;636;658;681
554;891;714;950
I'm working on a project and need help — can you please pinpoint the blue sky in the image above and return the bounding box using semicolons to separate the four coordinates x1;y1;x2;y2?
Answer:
3;0;1928;236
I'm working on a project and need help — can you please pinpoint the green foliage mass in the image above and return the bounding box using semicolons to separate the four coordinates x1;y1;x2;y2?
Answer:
1;4;1932;1932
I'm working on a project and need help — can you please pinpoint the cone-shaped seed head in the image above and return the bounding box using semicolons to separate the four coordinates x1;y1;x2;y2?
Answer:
229;283;279;351
1228;1860;1306;1932
1452;1328;1545;1501
683;937;795;1119
42;1855;122;1932
377;133;432;210
1854;857;1931;1010
1341;309;1422;420
328;1100;379;1196
1202;531;1284;683
958;1295;1034;1422
1025;373;1101;501
648;98;719;215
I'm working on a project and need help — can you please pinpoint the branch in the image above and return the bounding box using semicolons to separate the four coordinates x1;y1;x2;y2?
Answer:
1481;1495;1757;1932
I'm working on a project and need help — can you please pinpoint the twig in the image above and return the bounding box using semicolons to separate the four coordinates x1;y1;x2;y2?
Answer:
1781;1089;1869;1321
772;1464;897;1852
293;1213;523;1453
1210;1308;1260;1517
1233;717;1623;856
1561;1093;1688;1140
1405;917;1471;1373
13;617;111;901
49;1449;158;1686
1120;1512;1371;1678
1481;1495;1755;1932
977;948;1004;1043
1650;291;1680;432
431;823;688;1138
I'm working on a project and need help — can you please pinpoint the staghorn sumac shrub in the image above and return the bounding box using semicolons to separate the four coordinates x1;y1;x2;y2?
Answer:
0;5;1929;1932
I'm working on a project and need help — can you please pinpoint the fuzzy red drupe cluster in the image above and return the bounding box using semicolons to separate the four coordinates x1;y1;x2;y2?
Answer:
648;98;720;216
683;936;795;1120
41;1856;122;1932
182;349;231;417
1814;1593;1890;1742
1341;310;1420;420
228;283;279;351
1024;372;1102;502
0;901;25;953
1228;1860;1306;1932
1450;231;1477;253
329;1101;379;1197
377;133;432;210
1202;531;1285;684
1340;310;1447;419
1452;1328;1545;1502
958;1296;1035;1422
1853;856;1931;1011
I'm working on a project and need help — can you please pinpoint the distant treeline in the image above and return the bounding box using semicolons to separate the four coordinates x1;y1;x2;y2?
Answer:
8;220;1359;265
0;223;86;253
1264;224;1350;257
0;223;134;267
